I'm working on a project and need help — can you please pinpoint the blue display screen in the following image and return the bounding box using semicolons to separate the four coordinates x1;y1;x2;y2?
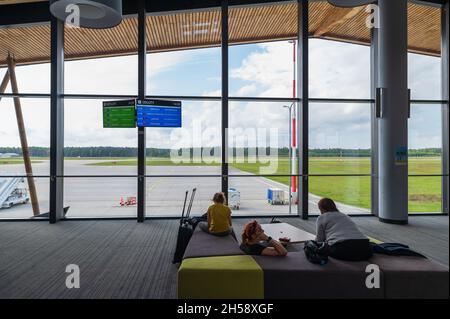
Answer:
136;99;182;128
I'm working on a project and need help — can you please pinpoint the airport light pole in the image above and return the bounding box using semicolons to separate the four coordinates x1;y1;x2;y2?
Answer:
288;39;297;211
284;103;294;214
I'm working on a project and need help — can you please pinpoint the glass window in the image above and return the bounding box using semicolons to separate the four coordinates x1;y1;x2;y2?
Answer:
0;177;49;219
146;177;221;217
144;99;221;216
64;17;138;95
64;99;137;176
145;100;221;175
229;3;297;98
0;98;49;220
408;104;443;213
228;101;293;215
408;53;441;100
309;102;371;174
229;101;291;176
229;41;294;98
0;98;50;176
64;177;136;218
309;102;371;215
309;1;371;99
147;48;221;97
408;176;442;213
0;23;50;94
0;22;50;219
309;176;371;214
229;176;292;216
408;3;441;100
147;9;221;97
309;39;371;99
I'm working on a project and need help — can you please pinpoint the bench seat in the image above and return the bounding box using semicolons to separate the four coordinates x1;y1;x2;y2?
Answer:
183;227;243;259
178;225;449;299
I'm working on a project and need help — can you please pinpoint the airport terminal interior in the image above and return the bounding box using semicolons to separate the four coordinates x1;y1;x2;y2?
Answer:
0;0;449;299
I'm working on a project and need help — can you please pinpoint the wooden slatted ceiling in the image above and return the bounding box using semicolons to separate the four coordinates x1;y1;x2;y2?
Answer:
64;16;138;60
314;2;371;45
408;3;441;56
0;2;442;67
0;0;46;4
229;4;298;44
149;10;221;51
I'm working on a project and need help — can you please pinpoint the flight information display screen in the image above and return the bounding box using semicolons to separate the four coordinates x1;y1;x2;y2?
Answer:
103;100;136;128
136;99;182;128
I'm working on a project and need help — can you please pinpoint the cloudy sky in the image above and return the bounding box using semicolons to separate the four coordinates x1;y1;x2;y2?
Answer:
0;38;442;150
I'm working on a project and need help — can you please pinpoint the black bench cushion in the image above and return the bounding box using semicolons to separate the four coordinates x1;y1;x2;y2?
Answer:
254;252;384;299
368;254;449;299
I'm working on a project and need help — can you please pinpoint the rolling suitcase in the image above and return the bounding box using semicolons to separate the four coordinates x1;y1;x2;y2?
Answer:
172;188;196;264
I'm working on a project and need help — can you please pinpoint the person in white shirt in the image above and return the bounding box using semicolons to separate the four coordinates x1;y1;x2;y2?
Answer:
316;198;373;261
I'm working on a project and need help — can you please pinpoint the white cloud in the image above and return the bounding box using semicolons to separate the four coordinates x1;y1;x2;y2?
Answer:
148;50;198;78
0;98;50;147
231;42;292;97
228;39;441;149
229;41;372;148
408;53;441;100
1;64;50;94
64;56;137;95
309;39;371;99
234;84;258;96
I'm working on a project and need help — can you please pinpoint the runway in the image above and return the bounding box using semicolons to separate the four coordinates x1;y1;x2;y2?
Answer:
0;159;369;219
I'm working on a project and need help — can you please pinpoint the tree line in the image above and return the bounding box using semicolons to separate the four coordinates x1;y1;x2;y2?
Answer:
0;147;442;158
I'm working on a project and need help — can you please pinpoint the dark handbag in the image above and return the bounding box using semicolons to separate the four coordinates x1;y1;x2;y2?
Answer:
304;240;330;265
186;212;207;230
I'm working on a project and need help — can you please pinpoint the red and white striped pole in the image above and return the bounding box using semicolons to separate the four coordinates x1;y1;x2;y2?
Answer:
292;40;297;199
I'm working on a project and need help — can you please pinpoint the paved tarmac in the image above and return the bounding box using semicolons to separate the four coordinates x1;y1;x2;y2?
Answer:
0;159;369;219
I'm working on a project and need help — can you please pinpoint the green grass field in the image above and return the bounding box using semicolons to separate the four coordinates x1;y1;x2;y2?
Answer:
87;156;442;213
86;158;220;166
0;158;42;165
232;157;442;212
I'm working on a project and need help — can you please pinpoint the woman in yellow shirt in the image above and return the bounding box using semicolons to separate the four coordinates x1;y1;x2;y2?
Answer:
199;192;235;238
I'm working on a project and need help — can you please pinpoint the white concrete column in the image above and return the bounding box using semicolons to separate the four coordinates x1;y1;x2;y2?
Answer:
377;0;409;224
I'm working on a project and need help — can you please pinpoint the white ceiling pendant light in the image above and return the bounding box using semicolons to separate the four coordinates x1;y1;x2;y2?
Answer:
49;0;122;29
327;0;376;7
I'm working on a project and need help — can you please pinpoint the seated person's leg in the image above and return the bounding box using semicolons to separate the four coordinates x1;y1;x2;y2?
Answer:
198;221;210;234
329;239;372;261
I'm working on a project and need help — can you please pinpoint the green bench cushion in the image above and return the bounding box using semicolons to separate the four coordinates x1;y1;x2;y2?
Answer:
178;255;264;299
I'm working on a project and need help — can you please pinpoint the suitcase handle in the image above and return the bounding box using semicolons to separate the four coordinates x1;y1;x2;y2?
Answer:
180;190;189;224
186;188;197;219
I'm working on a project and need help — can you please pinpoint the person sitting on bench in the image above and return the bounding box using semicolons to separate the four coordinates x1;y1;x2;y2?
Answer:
316;198;372;261
199;192;235;238
240;220;288;256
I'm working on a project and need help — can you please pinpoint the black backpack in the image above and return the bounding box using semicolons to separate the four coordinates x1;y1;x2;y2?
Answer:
304;240;330;265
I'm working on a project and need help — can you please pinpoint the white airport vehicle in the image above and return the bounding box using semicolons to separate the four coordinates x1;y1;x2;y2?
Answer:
267;188;287;205
0;178;30;209
228;187;241;210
